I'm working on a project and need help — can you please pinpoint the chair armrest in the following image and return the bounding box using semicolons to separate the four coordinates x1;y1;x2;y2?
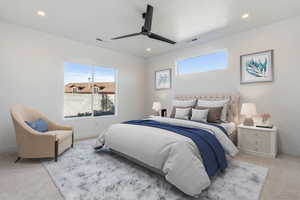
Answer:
35;112;73;131
42;118;73;131
49;123;73;131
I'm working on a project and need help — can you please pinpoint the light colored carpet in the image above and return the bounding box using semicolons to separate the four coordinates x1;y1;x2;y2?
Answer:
43;139;268;200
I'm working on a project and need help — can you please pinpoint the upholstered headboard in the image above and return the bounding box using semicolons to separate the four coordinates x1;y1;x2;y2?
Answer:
175;93;240;124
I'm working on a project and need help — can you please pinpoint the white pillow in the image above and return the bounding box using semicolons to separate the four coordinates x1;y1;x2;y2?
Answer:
170;99;196;117
174;108;190;120
196;99;229;121
191;109;208;122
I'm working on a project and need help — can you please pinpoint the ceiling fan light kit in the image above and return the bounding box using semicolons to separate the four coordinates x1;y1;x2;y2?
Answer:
110;5;176;45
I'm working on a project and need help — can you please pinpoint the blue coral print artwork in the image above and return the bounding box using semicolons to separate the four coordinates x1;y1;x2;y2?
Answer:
241;50;273;83
246;58;267;77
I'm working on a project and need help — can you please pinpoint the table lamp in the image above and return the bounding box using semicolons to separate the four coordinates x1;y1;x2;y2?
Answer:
241;103;257;126
152;102;161;116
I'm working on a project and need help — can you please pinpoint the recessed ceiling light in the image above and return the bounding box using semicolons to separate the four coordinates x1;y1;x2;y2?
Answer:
146;48;151;52
241;13;249;19
37;10;46;17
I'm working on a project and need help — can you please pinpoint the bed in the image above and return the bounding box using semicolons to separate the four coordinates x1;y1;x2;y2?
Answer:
95;94;240;196
174;94;240;144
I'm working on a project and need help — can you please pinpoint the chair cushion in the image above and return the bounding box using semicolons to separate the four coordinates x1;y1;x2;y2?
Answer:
25;119;48;132
47;130;73;143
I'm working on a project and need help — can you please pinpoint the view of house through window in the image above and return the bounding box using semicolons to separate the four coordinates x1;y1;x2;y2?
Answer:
176;50;228;75
64;62;116;118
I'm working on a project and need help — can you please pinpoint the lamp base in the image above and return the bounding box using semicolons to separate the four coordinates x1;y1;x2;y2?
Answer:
243;118;254;126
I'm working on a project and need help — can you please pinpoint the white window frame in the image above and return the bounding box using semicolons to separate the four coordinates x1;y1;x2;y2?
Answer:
93;87;99;94
175;49;228;76
63;63;118;120
72;87;78;93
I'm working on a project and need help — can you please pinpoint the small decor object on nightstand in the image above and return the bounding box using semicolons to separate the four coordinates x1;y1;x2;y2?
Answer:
256;113;273;128
161;109;167;117
241;103;257;126
259;113;272;126
152;102;161;116
260;113;271;123
240;50;274;84
155;69;171;90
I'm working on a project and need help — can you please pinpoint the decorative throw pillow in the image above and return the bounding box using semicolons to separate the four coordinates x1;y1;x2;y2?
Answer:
170;99;196;118
196;106;223;123
170;106;192;118
174;108;191;120
25;119;48;132
191;109;209;122
196;99;229;122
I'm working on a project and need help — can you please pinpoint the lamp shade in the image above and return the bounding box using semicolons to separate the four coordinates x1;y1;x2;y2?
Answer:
152;102;161;112
241;103;257;117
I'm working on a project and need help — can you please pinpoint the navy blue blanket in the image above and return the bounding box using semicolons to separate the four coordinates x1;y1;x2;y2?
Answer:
123;120;227;178
191;120;228;136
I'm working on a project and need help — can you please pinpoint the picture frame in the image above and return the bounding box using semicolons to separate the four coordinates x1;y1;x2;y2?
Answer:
240;50;274;84
155;68;172;90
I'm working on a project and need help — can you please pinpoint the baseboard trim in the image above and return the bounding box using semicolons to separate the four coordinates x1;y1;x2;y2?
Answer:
239;149;276;158
0;146;17;153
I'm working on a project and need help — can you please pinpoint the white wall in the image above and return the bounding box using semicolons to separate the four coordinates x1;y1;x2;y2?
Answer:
145;16;300;156
0;21;146;152
2;16;300;156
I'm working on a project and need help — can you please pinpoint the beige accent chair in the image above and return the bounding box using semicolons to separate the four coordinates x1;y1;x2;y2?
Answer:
10;104;73;162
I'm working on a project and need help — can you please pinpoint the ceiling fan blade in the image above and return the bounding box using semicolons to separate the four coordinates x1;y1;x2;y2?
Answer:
148;33;176;44
96;38;103;41
144;5;153;32
112;32;141;40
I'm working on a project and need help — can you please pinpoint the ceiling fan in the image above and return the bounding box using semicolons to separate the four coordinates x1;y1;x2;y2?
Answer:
111;5;176;45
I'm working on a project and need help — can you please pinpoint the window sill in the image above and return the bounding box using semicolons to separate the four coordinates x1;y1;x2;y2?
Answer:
63;114;117;121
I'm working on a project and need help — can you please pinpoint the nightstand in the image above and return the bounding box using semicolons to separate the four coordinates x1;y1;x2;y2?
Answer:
237;125;277;158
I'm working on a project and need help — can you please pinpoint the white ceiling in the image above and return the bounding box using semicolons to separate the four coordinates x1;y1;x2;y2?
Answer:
1;0;300;58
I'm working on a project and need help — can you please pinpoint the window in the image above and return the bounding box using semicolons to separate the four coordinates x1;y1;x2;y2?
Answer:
93;87;99;94
64;62;116;118
72;87;78;93
176;50;228;75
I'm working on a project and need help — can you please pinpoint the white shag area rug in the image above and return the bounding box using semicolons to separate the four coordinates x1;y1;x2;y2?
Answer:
43;139;268;200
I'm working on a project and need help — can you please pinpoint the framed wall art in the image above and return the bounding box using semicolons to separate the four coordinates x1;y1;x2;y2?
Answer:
155;68;171;90
240;50;274;84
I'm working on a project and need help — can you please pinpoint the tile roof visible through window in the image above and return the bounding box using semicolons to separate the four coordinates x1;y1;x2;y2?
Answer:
65;82;115;94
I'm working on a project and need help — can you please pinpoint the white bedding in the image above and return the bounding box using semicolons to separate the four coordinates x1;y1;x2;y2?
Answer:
95;117;238;196
219;122;236;136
